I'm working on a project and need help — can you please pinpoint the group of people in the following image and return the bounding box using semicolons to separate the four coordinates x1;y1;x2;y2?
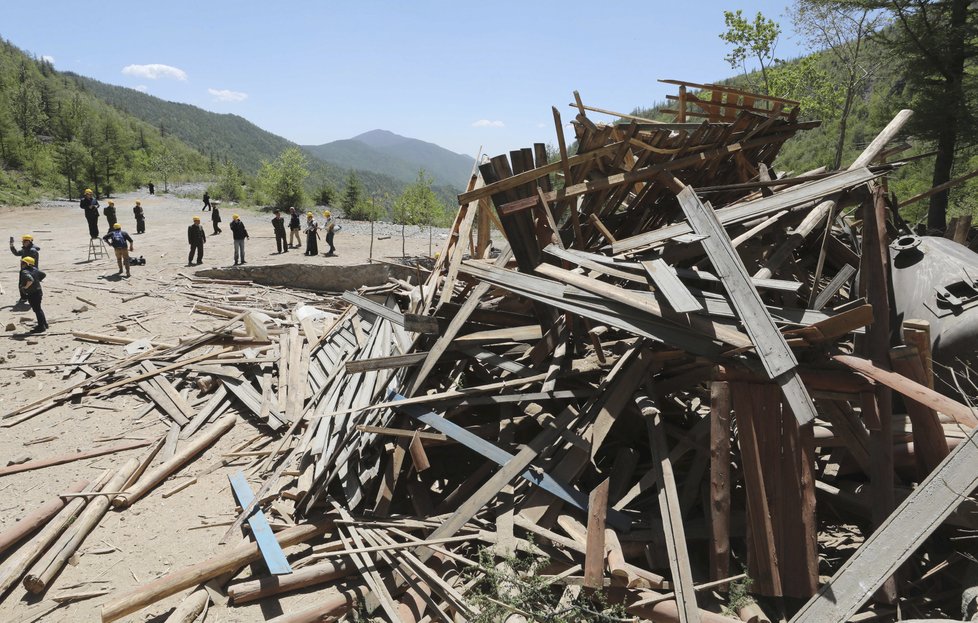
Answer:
185;206;338;266
4;190;344;335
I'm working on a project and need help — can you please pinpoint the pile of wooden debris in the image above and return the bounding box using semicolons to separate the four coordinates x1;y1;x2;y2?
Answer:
3;80;978;623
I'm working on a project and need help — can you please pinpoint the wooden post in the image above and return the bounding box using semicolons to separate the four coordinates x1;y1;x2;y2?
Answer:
228;560;355;604
0;471;111;597
25;459;140;593
859;187;897;604
889;345;949;476
100;520;332;622
0;480;88;557
583;478;610;591
731;383;782;597
709;381;731;583
113;414;236;508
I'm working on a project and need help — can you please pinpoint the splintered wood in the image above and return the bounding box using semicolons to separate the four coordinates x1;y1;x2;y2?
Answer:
2;80;978;623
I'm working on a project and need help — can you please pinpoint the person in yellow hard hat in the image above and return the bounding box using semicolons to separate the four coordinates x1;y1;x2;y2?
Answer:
322;210;337;257
19;255;47;333
188;216;206;265
133;201;145;234
102;223;134;277
9;234;40;303
304;211;319;256
103;200;118;233
229;214;249;265
80;188;100;238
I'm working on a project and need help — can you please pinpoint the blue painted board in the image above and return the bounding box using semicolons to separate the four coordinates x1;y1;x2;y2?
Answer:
229;470;292;575
388;392;631;531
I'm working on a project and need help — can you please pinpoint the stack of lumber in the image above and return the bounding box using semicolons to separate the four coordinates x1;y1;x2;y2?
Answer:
3;81;978;623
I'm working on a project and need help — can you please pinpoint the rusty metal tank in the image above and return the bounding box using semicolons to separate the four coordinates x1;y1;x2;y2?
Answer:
889;235;978;394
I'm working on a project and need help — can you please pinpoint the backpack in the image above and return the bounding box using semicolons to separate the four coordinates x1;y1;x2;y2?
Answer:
110;230;126;247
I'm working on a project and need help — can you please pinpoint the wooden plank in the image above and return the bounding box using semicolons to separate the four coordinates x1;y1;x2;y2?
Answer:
889;345;949;475
390;394;628;529
790;424;978;623
813;264;856;310
675;184;818;425
228;471;292;575
582;479;609;591
346;352;429;373
0;439;153;478
833;354;978;427
613;167;881;254
141;361;196;421
731;383;782;596
641;258;703;313
342;291;439;334
708;381;732;582
641;394;701;622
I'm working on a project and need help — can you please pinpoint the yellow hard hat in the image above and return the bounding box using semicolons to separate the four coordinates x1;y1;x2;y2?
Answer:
21;256;35;266
84;188;93;195
113;223;122;229
108;201;115;206
193;216;201;221
21;234;33;241
135;201;141;206
306;211;313;217
232;214;240;220
322;210;331;218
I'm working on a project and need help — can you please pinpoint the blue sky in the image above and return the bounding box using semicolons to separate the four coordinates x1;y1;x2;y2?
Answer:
4;1;805;158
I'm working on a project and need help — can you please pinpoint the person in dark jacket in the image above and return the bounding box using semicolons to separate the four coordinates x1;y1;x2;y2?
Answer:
188;216;206;265
202;191;212;211
10;234;40;303
304;212;319;256
102;223;134;277
288;207;302;249
148;182;155;195
19;256;47;333
272;209;288;254
211;203;222;234
230;214;249;265
103;200;118;233
133;201;146;234
322;210;337;257
80;188;100;239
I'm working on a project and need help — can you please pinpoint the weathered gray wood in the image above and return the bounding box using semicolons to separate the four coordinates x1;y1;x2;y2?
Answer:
676;186;817;425
640;393;701;623
613;167;881;253
790;425;978;623
813;264;857;310
342;292;439;334
642;259;703;313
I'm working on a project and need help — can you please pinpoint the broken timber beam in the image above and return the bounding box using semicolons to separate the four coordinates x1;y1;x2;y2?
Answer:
674;182;818;425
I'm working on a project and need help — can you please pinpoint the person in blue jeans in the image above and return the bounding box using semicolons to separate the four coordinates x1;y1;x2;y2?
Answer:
230;214;249;265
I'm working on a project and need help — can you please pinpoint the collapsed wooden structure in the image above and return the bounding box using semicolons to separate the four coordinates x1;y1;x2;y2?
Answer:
2;81;978;623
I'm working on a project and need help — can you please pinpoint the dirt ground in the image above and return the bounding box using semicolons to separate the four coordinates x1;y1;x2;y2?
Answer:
0;190;444;622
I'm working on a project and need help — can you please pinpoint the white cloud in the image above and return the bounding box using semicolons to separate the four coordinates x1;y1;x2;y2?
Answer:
41;55;55;64
472;119;504;128
208;88;248;102
122;63;188;81
133;85;149;93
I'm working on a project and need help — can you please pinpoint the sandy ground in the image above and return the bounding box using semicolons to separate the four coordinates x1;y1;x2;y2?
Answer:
0;190;448;622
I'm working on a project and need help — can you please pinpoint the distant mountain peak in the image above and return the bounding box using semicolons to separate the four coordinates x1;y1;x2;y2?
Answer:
352;129;410;149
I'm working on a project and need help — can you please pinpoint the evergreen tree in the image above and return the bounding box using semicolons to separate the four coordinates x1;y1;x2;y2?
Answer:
855;0;978;230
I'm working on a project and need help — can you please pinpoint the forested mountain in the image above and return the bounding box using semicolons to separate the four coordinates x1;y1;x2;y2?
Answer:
0;37;209;203
303;129;474;189
70;74;294;175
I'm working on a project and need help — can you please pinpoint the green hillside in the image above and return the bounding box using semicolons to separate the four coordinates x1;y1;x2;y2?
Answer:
71;74;295;175
0;37;209;204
